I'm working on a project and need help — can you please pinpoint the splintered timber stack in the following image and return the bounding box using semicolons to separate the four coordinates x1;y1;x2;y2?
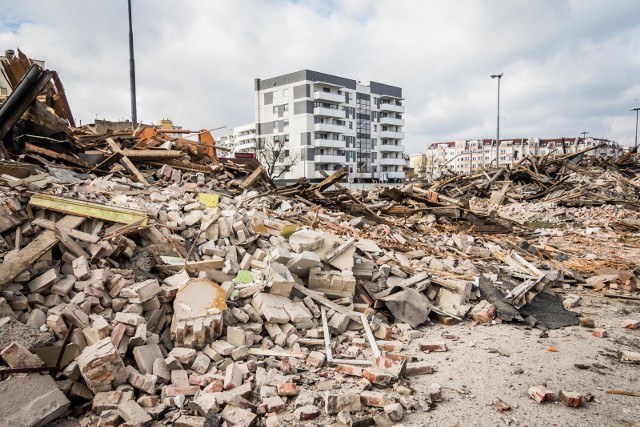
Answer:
0;49;639;426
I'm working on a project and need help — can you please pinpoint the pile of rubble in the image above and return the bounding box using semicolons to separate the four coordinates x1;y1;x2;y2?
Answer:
1;50;640;427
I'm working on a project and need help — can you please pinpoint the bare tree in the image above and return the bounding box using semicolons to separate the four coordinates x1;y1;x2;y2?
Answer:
415;153;428;177
257;136;300;179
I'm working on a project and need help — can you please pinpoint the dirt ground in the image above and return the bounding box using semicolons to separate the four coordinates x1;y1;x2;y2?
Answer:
406;288;640;427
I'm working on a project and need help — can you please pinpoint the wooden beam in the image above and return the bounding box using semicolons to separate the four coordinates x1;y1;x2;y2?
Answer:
0;215;85;288
105;138;147;184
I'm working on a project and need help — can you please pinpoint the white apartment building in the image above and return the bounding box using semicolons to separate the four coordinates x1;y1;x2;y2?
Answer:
253;70;406;183
218;123;258;156
413;137;621;179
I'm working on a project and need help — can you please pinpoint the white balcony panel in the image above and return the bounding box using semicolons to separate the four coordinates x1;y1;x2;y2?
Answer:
235;134;256;143
313;139;345;149
378;103;405;113
314;123;345;133
379;130;405;139
235;141;256;152
314;154;346;164
385;171;406;179
379;158;406;166
379;144;405;152
313;91;345;104
379;117;405;126
314;107;344;118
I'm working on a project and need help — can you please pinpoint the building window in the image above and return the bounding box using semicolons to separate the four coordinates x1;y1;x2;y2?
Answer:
283;120;289;128
349;121;353;129
273;121;278;131
283;88;288;97
374;125;377;132
0;87;6;95
273;106;277;114
283;104;289;112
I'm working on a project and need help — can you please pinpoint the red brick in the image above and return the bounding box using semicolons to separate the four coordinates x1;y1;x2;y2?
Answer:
592;328;608;338
559;390;583;408
336;364;363;377
277;383;298;396
528;385;555;403
419;341;448;352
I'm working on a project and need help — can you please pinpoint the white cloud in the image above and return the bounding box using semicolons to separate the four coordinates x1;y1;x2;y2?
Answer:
1;0;639;152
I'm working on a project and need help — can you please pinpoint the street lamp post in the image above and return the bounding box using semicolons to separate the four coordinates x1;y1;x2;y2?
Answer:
128;0;137;128
632;107;640;150
491;73;503;167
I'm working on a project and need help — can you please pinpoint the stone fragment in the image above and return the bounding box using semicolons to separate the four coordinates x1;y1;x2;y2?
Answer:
470;300;496;323
224;363;243;390
325;392;361;415
306;351;325;368
592;328;608;338
118;399;153;425
360;390;394;407
220;404;257;427
289;229;324;253
295;404;320;421
72;256;92;280
133;343;164;375
384;402;404;422
559;390;584;408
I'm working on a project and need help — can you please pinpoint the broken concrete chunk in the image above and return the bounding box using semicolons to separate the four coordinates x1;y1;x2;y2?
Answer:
0;341;45;368
528;385;556;403
77;337;127;393
0;373;70;427
171;278;225;349
288;229;324;253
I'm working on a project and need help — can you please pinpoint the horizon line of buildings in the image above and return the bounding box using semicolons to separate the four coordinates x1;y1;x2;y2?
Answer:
409;136;622;178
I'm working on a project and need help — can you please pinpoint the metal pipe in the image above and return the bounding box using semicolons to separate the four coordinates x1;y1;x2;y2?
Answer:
128;0;137;128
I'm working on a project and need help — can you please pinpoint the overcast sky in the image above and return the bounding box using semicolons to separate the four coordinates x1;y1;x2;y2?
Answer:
1;0;639;153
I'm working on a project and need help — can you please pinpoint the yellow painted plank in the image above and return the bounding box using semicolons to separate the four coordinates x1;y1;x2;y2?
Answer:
29;193;148;226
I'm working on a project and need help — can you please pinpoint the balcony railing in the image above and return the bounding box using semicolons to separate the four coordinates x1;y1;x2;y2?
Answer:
379;158;406;166
313;139;345;149
314;154;346;164
313;91;344;104
379;144;405;152
378;103;404;113
379;117;405;126
314;107;344;118
314;123;345;133
379;130;405;139
384;171;406;179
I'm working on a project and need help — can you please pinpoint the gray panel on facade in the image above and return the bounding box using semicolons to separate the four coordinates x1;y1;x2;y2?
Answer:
258;121;274;135
301;132;311;145
356;92;371;100
370;81;402;98
293;84;309;99
303;147;314;161
264;92;273;105
257;70;357;90
293;100;314;115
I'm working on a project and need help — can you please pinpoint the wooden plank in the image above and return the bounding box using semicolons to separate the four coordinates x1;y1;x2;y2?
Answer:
0;215;84;288
29;193;149;226
31;218;100;244
240;165;266;190
105;138;147;183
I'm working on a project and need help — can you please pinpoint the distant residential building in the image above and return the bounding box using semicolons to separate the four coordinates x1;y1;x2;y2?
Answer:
414;137;622;179
219;123;258;157
252;70;407;183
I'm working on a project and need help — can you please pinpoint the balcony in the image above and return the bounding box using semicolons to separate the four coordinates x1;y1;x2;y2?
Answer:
314;123;345;133
379;143;405;152
314;154;346;164
314;107;344;119
235;133;256;143
313;91;344;104
235;141;257;152
379;116;405;126
379;130;405;139
313;139;345;149
378;102;404;113
379;158;406;166
385;171;406;179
